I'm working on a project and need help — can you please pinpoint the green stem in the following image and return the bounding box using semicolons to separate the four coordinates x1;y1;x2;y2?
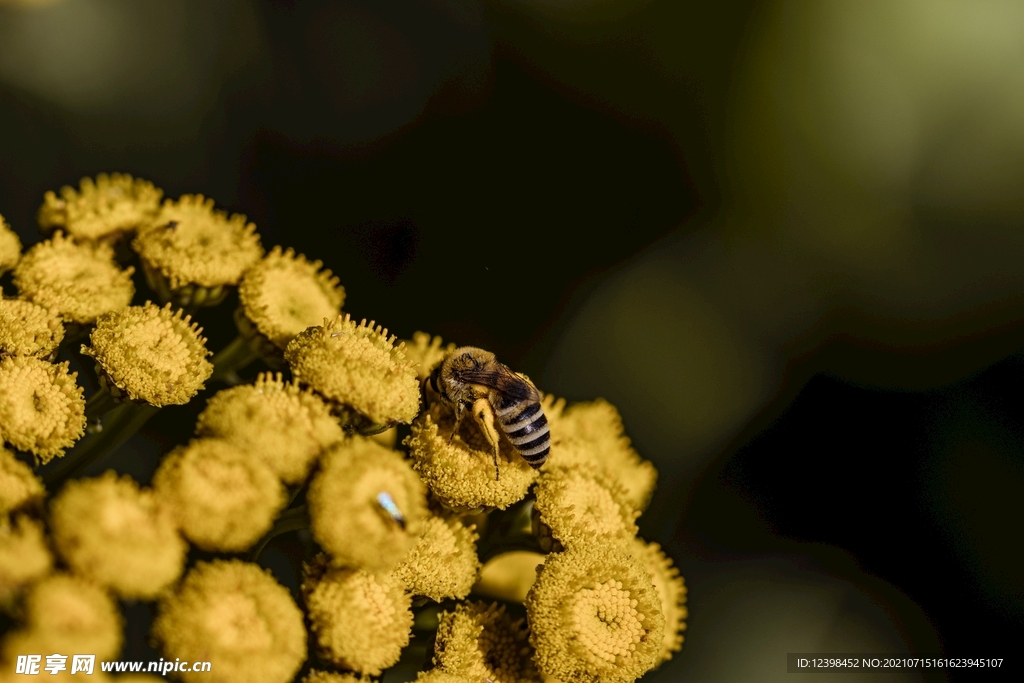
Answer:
248;503;310;561
210;335;260;382
476;497;543;564
84;386;119;425
42;403;160;487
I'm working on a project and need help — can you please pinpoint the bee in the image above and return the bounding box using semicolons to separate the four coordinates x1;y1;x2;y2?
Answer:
426;346;549;479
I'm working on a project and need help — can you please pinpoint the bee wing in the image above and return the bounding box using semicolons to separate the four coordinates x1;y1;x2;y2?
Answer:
457;363;539;401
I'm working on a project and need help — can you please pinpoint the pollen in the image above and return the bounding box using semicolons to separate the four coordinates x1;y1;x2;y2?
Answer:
403;331;456;381
132;194;264;290
37;172;163;242
308;437;428;572
49;471;187;600
431;601;539;683
153;438;286;552
238;246;345;350
406;402;536;511
0;356;85;463
285;314;420;427
526;547;664;683
0;298;65;359
153;560;307;683
12;231;135;325
392;513;480;602
82;302;212;406
533;467;638;550
0;213;21;274
194;373;344;485
303;558;412;676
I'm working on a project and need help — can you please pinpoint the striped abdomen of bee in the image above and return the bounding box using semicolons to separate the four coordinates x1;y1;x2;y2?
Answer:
492;391;549;469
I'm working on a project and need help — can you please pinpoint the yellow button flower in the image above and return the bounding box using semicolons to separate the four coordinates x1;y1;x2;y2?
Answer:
547;400;657;512
12;232;135;325
49;472;187;599
413;671;479;683
37;173;163;242
631;538;687;664
403;331;455;381
0;515;52;602
533;467;638;551
0;299;64;359
0;214;21;275
238;246;345;350
308;437;427;572
153;438;286;552
132;194;263;306
1;573;123;662
407;403;536;511
526;547;664;683
0;446;44;515
432;601;539;683
285;314;420;428
0;356;85;463
303;557;412;676
473;551;545;604
195;373;343;484
393;513;480;602
82;302;212;407
153;560;307;683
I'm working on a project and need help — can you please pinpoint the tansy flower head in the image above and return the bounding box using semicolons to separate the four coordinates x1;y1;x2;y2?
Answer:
0;446;45;515
0;516;52;602
308;437;427;571
547;400;656;512
12;232;135;325
153;560;307;683
49;472;186;599
303;558;413;676
526;547;664;683
1;573;122;661
81;302;212;406
393;513;480;602
38;173;163;241
153;438;286;552
533;467;638;551
631;538;687;664
238;246;345;350
432;601;539;683
0;356;85;463
473;551;545;604
195;373;343;484
404;331;456;381
406;402;536;511
0;298;64;359
285;315;420;428
132;194;263;305
0;214;20;274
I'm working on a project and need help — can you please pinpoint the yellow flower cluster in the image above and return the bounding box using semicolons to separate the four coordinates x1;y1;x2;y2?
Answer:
38;173;163;242
81;302;212;406
0;172;687;683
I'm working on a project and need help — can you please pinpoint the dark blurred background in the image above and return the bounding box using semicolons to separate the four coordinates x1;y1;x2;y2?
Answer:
3;0;1023;680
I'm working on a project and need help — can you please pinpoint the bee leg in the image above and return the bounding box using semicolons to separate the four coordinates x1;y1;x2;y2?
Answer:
449;401;468;444
470;397;501;481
